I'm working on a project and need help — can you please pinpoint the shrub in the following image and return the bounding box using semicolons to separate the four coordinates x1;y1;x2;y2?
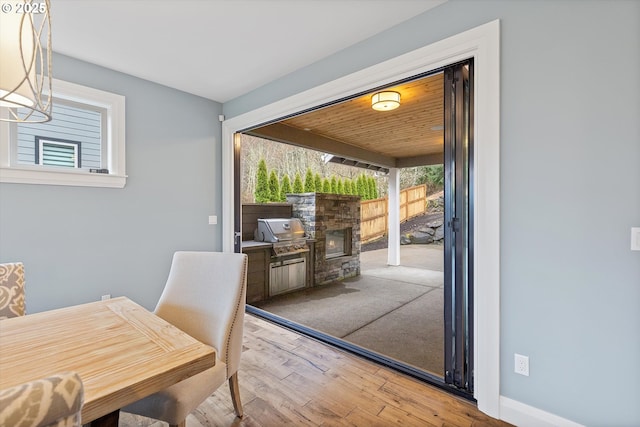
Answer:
268;171;280;202
344;179;352;195
280;174;292;201
322;178;331;193
368;176;378;199
293;172;304;193
330;175;338;193
254;159;270;203
304;168;315;192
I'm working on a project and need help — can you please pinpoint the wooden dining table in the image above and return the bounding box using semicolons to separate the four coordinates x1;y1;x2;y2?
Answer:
0;296;216;426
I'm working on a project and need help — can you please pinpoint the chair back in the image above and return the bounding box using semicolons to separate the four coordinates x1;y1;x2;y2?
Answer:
0;371;84;427
154;251;248;378
0;262;25;319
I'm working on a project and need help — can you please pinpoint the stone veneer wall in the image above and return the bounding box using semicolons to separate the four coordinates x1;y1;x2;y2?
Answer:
286;193;361;286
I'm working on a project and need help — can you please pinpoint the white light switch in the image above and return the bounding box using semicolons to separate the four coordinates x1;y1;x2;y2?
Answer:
632;228;640;251
208;215;217;225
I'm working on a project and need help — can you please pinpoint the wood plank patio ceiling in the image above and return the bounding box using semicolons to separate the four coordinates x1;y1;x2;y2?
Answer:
246;72;444;169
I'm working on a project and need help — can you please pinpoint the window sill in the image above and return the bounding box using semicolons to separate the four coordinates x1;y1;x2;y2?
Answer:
0;166;126;188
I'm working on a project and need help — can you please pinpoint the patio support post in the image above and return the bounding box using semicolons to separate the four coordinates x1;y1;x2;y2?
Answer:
387;167;400;266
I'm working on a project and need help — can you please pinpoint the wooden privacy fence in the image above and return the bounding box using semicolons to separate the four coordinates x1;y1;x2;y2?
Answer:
360;184;427;242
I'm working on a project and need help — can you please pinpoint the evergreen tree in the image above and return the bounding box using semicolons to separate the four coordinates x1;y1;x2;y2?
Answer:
344;179;352;195
330;175;338;193
337;178;344;194
268;171;280;202
322;178;331;193
357;174;367;199
304;168;315;192
364;174;372;200
280;174;292;201
314;173;322;192
254;159;270;203
292;172;304;193
368;176;378;199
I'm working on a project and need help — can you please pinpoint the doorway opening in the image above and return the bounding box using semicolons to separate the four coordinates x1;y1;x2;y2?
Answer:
235;60;473;397
222;20;500;415
238;133;446;377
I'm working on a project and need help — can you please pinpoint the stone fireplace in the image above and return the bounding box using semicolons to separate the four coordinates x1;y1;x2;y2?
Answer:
286;193;360;285
325;227;352;259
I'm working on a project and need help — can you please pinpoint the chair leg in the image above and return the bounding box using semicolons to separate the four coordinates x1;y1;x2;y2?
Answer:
229;373;243;418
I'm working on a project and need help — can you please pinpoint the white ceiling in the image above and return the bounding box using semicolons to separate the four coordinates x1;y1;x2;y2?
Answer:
50;0;446;103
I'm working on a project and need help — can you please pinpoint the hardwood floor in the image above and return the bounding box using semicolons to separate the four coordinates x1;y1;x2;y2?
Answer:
120;314;511;427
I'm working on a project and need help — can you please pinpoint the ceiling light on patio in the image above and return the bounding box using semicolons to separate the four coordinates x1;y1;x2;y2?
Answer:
0;0;52;123
371;91;400;111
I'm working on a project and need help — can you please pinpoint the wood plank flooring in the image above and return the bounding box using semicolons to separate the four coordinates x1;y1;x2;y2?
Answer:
119;314;511;427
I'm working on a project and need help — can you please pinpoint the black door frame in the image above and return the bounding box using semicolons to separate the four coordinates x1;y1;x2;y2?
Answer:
444;59;474;394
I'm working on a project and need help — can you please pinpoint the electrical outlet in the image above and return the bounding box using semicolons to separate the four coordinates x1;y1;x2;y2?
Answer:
101;294;111;301
514;353;529;376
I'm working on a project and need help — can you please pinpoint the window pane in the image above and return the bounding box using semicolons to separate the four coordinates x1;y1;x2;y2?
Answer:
17;102;102;168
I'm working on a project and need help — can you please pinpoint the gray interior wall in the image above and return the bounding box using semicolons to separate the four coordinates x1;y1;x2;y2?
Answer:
0;53;223;313
224;1;640;425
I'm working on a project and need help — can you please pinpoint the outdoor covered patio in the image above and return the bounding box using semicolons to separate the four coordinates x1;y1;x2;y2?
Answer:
254;244;444;376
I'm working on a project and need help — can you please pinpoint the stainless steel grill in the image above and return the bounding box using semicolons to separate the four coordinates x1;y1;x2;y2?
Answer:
254;218;309;296
254;218;305;243
254;218;308;256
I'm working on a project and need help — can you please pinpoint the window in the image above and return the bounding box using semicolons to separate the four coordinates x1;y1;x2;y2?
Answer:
0;79;126;187
36;138;81;168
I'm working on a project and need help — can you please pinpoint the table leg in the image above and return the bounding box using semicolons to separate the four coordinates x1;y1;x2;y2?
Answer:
86;410;120;427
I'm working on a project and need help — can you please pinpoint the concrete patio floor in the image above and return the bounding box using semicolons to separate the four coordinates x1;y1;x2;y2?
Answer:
255;244;445;375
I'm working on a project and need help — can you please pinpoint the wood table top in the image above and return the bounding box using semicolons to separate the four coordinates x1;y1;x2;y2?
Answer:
0;296;215;423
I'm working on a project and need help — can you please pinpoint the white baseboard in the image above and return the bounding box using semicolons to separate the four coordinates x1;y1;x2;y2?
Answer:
500;396;585;427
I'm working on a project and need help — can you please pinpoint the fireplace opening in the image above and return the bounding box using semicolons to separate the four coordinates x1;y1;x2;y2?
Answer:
325;228;352;259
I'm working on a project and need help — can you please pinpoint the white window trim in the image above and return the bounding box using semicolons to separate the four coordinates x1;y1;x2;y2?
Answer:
0;79;126;188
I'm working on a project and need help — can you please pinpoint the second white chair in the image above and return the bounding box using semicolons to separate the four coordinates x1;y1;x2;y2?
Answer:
122;251;248;427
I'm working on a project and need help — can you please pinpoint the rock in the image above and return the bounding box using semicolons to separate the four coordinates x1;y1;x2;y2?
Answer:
409;231;434;244
417;226;435;236
433;226;445;241
427;194;445;212
400;234;412;245
426;219;444;228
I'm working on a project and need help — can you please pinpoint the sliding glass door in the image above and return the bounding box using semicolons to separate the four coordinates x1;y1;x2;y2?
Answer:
443;59;474;393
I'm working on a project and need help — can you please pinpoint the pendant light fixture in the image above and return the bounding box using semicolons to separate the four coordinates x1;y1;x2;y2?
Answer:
371;91;400;111
0;0;52;123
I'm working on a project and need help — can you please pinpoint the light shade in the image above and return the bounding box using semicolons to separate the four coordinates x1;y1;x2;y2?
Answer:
0;0;52;123
371;91;400;111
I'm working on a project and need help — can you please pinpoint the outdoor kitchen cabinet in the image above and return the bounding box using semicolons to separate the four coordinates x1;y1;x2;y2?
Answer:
242;239;315;303
241;241;270;303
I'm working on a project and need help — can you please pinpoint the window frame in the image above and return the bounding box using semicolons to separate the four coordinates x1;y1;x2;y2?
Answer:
0;79;126;188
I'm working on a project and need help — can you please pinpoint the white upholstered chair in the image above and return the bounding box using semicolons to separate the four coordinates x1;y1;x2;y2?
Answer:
122;251;248;427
